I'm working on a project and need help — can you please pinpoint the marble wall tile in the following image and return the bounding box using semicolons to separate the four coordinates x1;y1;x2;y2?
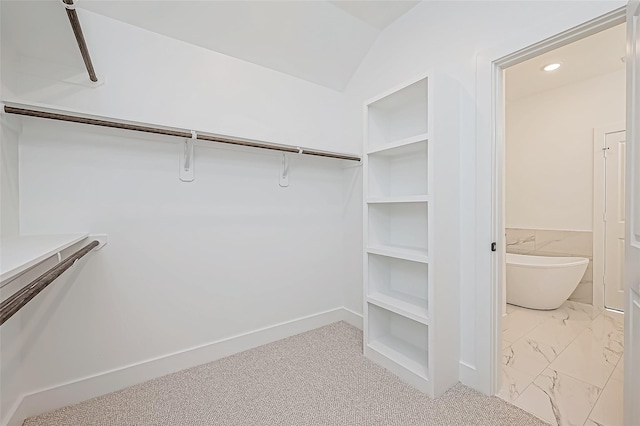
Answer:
535;230;593;257
506;248;537;256
506;228;536;251
569;280;593;305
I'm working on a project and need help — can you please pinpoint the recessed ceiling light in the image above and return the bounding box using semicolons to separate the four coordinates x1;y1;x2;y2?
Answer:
543;63;561;72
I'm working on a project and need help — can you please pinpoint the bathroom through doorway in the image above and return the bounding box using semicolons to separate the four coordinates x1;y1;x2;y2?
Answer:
497;19;627;425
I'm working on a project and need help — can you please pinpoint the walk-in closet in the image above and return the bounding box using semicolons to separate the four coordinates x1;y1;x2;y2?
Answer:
1;1;638;425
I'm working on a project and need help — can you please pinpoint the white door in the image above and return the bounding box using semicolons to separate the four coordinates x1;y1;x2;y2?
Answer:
604;131;626;311
625;2;640;424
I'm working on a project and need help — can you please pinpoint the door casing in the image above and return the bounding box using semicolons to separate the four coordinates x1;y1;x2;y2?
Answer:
593;124;626;310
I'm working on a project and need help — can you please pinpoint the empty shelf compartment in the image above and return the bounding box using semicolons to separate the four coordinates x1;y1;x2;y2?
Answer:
368;253;428;319
368;139;428;199
368;203;428;254
368;303;428;377
367;78;428;150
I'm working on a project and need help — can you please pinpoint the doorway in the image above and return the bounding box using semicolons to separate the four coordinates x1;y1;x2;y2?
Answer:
496;17;626;426
594;127;627;311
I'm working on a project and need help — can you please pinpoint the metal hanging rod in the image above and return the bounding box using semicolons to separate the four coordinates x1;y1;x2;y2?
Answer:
3;104;361;162
62;0;98;83
0;240;99;326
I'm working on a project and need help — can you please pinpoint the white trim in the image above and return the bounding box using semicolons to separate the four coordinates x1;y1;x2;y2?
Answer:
3;307;360;426
593;124;626;310
340;307;364;329
458;361;477;386
479;7;627;397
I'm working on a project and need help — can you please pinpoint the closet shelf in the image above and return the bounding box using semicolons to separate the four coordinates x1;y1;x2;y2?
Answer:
2;100;361;163
366;245;429;263
367;195;429;204
0;234;88;285
367;133;428;156
368;336;428;379
367;293;429;325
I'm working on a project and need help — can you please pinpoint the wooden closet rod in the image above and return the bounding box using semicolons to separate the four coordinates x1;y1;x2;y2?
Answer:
63;0;98;83
0;240;99;326
3;105;361;162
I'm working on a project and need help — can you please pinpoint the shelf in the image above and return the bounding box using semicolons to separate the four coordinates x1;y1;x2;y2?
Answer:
366;245;429;263
368;203;428;253
367;253;428;320
368;303;429;378
0;234;89;285
367;78;428;149
367;195;429;204
367;133;428;156
367;294;429;325
368;338;428;379
367;140;427;199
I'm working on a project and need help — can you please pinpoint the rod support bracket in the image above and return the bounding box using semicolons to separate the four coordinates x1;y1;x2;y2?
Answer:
61;0;77;10
89;234;108;250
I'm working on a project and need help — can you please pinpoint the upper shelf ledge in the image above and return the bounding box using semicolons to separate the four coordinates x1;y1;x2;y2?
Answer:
0;234;89;285
2;99;361;162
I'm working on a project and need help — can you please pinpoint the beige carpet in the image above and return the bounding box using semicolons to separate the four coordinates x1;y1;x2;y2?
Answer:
24;322;547;425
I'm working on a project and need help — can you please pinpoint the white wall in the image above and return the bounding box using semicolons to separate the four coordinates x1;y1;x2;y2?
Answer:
0;309;21;425
0;3;23;415
17;119;347;393
0;114;21;424
3;8;356;154
342;0;625;392
0;115;20;238
1;8;361;422
506;69;626;231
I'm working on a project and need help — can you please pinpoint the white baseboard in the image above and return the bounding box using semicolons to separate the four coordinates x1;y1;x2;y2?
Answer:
341;307;363;329
458;360;478;390
5;307;361;426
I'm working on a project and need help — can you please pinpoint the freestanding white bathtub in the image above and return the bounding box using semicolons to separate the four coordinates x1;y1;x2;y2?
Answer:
506;253;589;310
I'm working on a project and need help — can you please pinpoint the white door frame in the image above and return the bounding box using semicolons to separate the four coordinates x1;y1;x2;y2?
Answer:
480;8;626;396
593;124;626;310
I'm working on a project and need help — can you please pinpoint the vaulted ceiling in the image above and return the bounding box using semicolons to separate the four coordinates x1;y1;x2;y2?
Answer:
2;1;625;95
1;0;420;91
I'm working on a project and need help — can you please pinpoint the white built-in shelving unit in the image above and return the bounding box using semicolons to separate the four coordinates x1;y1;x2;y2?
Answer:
363;71;460;397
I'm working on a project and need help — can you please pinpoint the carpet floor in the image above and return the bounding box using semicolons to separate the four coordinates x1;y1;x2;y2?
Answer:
24;322;547;425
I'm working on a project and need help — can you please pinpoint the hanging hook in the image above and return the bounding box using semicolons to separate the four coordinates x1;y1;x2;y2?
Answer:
180;131;196;182
183;141;191;172
279;153;289;187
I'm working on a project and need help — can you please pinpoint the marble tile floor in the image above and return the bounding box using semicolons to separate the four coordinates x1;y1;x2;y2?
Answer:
498;301;624;426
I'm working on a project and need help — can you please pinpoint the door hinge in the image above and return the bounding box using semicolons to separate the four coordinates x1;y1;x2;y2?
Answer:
491;242;497;252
